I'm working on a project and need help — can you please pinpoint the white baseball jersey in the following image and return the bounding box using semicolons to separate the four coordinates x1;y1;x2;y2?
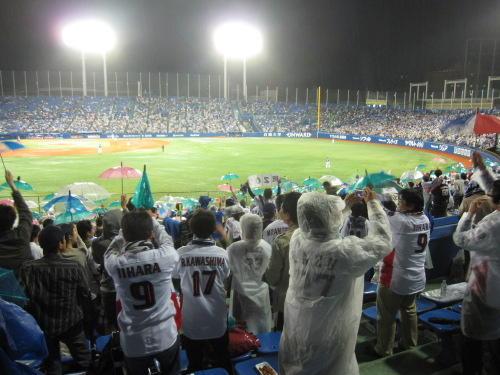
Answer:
173;239;230;340
379;211;430;295
262;219;289;245
224;217;242;241
104;219;179;358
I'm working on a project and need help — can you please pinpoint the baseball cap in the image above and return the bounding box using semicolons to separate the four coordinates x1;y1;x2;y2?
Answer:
232;205;244;217
263;203;276;218
38;225;65;252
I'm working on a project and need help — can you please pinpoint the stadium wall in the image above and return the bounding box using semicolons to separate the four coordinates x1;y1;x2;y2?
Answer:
11;131;496;162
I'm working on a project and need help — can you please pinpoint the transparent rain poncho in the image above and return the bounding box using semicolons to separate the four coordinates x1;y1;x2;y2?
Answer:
279;192;392;375
228;214;272;334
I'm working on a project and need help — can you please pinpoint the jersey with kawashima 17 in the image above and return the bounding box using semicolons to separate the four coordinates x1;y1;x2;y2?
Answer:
380;211;430;295
173;241;230;340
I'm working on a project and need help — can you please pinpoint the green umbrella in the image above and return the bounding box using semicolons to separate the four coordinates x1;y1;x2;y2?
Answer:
301;177;318;185
348;173;396;193
131;165;154;209
415;164;427;171
107;201;121;208
1;177;34;191
221;173;239;181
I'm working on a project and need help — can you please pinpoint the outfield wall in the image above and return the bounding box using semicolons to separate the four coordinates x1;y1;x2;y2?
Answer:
18;131;498;162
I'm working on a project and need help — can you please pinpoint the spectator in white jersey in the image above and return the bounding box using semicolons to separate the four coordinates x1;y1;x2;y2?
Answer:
173;209;232;374
104;209;180;375
340;201;371;239
224;205;245;242
262;194;289;246
263;192;301;331
371;188;430;357
245;179;281;216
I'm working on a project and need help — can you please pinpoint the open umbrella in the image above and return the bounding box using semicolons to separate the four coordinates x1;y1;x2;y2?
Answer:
415;164;427;171
98;162;142;195
43;193;56;201
348;173;396;192
301;177;318;185
107;201;122;208
0;267;29;307
54;210;94;225
373;180;403;194
281;179;299;190
43;191;90;213
318;175;343;186
400;170;423;182
221;173;239;181
217;183;234;193
1;176;34;191
25;200;40;209
0;141;25;170
485;159;499;168
0;199;14;206
57;182;111;204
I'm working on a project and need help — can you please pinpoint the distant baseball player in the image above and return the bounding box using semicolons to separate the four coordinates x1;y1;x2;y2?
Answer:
325;157;331;168
172;209;232;374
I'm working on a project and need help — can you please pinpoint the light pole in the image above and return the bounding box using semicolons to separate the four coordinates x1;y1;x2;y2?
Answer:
214;22;262;100
62;19;116;97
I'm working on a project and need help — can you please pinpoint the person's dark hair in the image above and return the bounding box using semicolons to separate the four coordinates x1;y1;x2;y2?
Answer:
275;194;285;211
282;192;301;224
461;173;467;180
30;224;41;242
149;207;157;215
189;208;216;239
121;209;153;243
0;205;16;233
58;223;75;247
399;188;424;212
408;181;415;189
435;169;442;177
351;202;365;218
239;199;246;208
322;181;331;188
263;188;273;200
126;197;136;212
225;198;235;207
96;216;103;227
76;220;92;240
39;225;65;254
42;218;54;228
422;174;430;182
492;180;500;205
382;199;397;212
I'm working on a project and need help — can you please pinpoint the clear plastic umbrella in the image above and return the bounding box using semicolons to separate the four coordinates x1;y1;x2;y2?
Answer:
56;182;111;204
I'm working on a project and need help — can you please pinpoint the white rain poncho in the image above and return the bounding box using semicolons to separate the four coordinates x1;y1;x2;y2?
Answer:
453;168;500;340
279;192;392;375
228;214;272;334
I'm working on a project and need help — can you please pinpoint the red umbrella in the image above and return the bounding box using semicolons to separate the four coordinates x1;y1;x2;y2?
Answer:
217;184;234;193
0;199;14;206
98;162;142;194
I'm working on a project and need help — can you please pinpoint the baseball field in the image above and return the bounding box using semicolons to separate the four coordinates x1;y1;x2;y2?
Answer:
0;137;470;205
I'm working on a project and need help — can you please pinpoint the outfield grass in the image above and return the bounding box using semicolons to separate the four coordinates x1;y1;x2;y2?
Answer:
1;138;458;204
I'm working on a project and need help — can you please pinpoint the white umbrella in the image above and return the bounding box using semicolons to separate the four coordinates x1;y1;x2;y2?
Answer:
400;170;424;182
56;182;111;204
318;175;343;186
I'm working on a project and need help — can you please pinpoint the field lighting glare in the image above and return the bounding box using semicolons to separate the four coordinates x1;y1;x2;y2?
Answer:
214;22;262;59
62;19;116;53
214;22;262;100
62;19;116;97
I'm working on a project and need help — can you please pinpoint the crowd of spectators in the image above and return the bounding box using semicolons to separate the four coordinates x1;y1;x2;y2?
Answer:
0;95;498;147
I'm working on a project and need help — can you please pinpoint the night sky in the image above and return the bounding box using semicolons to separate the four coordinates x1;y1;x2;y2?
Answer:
0;0;499;91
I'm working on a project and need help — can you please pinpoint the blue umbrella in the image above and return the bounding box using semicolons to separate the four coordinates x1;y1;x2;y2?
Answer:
0;141;25;170
54;210;94;225
43;191;89;214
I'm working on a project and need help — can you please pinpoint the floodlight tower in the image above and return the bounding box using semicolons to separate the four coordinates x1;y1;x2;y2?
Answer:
62;19;116;96
214;22;262;100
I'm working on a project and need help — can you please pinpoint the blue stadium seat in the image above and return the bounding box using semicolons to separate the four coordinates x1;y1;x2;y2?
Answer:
418;309;461;365
255;331;281;355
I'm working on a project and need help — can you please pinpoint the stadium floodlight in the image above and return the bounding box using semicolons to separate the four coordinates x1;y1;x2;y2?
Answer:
62;19;116;97
214;22;262;100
